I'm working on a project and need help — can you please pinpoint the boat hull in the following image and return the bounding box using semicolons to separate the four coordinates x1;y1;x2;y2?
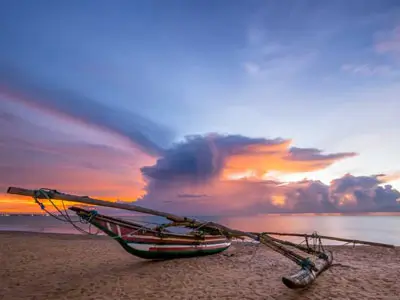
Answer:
118;240;231;260
69;207;231;259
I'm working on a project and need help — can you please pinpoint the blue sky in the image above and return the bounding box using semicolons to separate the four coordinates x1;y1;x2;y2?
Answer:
0;1;399;213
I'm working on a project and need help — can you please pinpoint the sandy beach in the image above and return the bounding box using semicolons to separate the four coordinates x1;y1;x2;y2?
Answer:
1;232;399;300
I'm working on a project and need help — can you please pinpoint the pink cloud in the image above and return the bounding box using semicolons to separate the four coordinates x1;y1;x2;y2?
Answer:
374;26;400;58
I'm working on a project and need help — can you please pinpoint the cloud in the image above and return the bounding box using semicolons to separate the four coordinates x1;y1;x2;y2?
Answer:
242;51;317;79
374;26;400;58
135;134;392;215
341;64;395;76
0;105;154;210
2;122;399;215
287;147;357;162
243;62;262;75
141;134;356;183
0;65;174;156
242;21;319;79
328;174;400;211
1;107;397;215
177;193;208;199
137;172;400;216
340;25;400;77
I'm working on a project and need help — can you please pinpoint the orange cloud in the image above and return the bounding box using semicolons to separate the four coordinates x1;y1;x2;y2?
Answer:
221;141;356;180
377;173;400;183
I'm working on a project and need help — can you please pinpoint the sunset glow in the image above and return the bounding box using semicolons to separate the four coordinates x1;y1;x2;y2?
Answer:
1;1;399;215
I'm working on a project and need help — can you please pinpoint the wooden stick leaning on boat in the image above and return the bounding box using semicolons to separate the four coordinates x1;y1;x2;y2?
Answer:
5;187;394;289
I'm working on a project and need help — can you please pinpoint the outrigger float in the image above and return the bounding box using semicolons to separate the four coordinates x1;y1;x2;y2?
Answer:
7;187;395;290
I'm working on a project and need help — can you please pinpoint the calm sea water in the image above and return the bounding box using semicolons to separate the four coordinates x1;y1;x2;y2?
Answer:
1;214;399;245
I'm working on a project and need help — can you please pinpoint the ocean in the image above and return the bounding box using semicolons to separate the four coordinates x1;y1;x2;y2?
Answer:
1;214;399;246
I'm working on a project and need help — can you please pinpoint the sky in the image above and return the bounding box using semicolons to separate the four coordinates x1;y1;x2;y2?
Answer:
0;0;399;215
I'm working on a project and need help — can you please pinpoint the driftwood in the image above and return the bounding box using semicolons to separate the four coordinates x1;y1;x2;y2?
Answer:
5;186;394;289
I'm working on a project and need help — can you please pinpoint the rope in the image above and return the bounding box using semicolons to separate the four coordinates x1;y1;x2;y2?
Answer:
32;189;162;239
33;189;101;235
259;233;319;271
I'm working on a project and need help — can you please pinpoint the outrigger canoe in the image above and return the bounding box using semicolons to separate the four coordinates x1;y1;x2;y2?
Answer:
6;187;395;289
69;207;231;260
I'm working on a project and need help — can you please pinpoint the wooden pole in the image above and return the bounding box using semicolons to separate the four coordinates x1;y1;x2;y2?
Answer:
259;231;395;249
6;187;257;240
7;187;187;222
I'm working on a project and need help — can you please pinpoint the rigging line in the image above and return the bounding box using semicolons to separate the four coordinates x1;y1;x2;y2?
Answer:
268;234;326;258
33;189;99;236
259;234;318;271
34;189;158;237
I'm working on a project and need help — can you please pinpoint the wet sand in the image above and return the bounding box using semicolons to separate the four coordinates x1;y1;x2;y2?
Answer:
1;231;399;300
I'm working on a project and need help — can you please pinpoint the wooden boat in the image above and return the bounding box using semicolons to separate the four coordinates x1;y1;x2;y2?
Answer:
69;206;231;259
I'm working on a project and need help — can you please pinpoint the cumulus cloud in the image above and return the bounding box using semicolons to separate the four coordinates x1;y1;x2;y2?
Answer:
134;134;399;215
2;118;399;215
137;174;400;216
141;134;356;183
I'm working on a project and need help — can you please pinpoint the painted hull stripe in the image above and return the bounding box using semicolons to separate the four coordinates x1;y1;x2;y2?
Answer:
122;239;228;246
128;242;231;248
126;234;227;241
122;236;228;244
149;246;228;252
127;242;231;252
